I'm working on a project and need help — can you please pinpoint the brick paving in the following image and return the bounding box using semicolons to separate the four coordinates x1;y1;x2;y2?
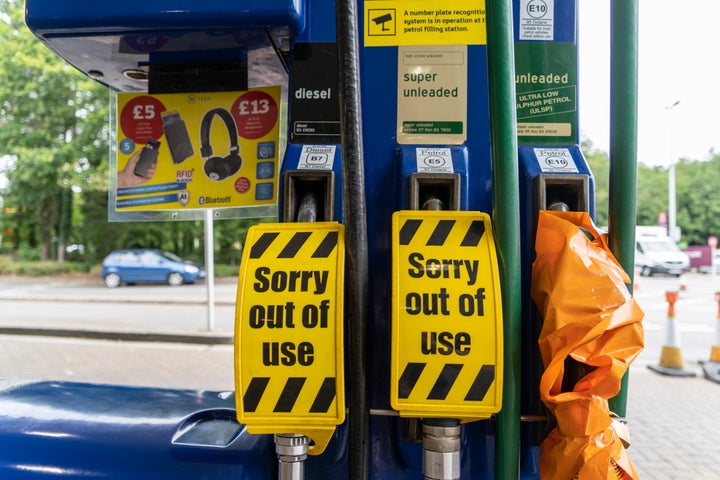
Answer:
0;335;234;391
628;365;720;479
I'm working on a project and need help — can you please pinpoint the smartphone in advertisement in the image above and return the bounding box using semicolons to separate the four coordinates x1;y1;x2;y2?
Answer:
133;139;161;178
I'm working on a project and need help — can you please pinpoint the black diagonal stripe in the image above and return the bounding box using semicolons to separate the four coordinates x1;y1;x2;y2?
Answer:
274;377;306;412
250;233;279;259
460;220;486;247
427;220;456;246
427;364;463;400
399;219;422;245
312;231;338;258
465;365;495;401
278;232;312;258
309;377;336;413
398;362;426;399
243;377;270;412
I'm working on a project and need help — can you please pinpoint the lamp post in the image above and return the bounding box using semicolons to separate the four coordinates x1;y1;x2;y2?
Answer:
666;100;680;242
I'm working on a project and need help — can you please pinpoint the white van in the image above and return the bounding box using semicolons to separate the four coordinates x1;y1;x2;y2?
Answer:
635;227;690;276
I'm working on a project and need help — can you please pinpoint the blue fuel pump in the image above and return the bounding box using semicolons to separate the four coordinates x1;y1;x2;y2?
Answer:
358;16;502;476
279;1;343;224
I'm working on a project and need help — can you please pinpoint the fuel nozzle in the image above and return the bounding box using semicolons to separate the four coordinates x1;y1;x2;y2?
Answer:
422;418;461;480
547;200;570;211
275;434;308;480
422;196;445;211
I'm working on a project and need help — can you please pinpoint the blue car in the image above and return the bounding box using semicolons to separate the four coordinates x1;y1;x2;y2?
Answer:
101;249;206;288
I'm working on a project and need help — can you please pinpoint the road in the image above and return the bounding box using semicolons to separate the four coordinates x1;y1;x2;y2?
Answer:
0;275;237;336
0;275;239;390
2;272;718;370
0;272;719;478
632;272;719;368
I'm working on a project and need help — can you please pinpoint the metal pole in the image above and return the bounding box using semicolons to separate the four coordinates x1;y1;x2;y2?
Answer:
204;208;215;331
669;162;677;240
607;0;639;416
486;0;522;478
666;101;680;242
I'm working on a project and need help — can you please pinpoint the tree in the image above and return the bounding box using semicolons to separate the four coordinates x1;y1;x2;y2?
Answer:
0;0;108;260
635;163;668;227
583;135;720;247
675;155;720;246
582;139;609;226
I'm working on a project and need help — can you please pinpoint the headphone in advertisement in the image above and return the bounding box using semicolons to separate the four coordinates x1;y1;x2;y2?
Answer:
199;108;242;181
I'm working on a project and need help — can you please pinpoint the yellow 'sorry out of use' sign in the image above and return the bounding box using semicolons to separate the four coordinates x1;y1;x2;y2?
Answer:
234;222;345;455
390;210;503;419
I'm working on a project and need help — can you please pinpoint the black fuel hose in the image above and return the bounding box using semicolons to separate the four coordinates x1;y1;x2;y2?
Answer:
334;0;370;478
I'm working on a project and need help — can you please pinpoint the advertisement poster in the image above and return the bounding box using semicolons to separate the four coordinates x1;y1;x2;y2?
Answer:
115;87;280;212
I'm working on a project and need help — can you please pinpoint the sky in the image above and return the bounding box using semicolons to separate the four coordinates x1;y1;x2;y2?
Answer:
578;0;720;167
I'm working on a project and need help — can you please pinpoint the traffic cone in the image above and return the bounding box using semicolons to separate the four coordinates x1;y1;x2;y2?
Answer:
647;291;696;377
709;292;720;363
633;267;640;291
701;292;720;383
678;273;687;291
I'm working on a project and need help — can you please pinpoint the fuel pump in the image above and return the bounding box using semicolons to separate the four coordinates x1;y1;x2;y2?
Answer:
517;145;594;415
356;2;514;474
390;145;504;479
23;0;350;478
512;0;603;475
233;1;349;478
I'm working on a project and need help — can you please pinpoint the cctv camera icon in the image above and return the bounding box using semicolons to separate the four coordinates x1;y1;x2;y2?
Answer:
372;13;393;31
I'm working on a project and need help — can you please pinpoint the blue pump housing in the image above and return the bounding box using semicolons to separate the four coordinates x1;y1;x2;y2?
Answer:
25;0;305;92
25;1;305;35
279;144;344;223
0;379;355;479
0;380;272;478
394;145;470;211
517;144;595;478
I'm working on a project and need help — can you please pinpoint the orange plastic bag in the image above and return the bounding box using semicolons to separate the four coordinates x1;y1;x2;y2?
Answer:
531;211;644;480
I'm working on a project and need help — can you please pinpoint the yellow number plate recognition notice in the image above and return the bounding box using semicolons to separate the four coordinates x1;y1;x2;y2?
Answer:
235;222;345;455
391;211;503;419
